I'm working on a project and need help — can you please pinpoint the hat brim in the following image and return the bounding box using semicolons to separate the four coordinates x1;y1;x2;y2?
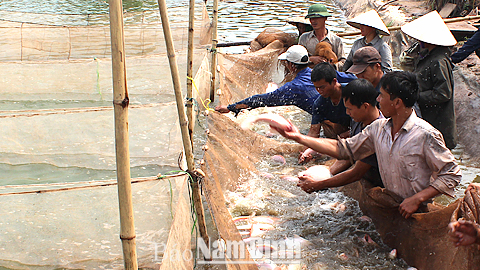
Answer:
306;13;331;18
278;52;288;60
346;63;369;74
347;21;390;36
286;16;311;25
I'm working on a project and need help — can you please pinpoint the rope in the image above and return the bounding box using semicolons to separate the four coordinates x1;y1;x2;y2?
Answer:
0;102;176;118
0;173;186;196
187;76;215;112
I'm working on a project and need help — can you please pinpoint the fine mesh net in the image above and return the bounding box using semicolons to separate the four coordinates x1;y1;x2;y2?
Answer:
0;3;211;269
0;175;192;269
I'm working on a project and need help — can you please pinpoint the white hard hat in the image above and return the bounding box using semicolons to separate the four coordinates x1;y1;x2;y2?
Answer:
401;11;457;46
278;45;309;64
347;10;390;36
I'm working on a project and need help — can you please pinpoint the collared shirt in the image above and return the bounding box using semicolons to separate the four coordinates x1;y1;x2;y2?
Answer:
298;29;344;59
344;35;393;73
227;68;318;114
337;111;461;199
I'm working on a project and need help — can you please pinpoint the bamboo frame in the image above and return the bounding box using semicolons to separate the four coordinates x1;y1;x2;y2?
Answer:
108;0;138;269
157;0;210;247
209;0;219;102
186;0;195;147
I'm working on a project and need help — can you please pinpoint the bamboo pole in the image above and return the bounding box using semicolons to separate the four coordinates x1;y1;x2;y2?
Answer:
107;0;138;269
186;0;195;147
157;0;210;246
338;15;480;37
209;0;219;102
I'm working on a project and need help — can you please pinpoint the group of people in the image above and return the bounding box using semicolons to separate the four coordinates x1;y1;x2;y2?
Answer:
215;4;480;248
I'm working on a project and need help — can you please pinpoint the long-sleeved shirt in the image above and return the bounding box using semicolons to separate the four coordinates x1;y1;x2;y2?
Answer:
343;35;393;73
414;45;456;149
451;30;480;63
227;68;318;114
337;111;461;200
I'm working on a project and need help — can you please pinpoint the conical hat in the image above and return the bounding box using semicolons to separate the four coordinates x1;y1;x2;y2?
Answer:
401;11;457;46
286;15;311;26
347;10;390;36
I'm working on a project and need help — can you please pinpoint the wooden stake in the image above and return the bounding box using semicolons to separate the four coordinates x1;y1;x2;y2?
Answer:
338;15;480;37
108;0;138;269
157;0;210;246
186;0;195;147
209;0;219;102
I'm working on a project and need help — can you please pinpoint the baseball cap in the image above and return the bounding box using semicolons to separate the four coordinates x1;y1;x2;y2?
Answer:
278;45;309;64
305;4;331;18
346;46;381;74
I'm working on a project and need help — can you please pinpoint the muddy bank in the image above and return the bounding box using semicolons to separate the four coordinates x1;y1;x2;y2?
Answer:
335;0;480;165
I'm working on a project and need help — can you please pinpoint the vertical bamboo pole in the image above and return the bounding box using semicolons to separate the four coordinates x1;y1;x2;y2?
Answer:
186;0;195;146
157;0;209;245
209;0;219;102
108;0;138;269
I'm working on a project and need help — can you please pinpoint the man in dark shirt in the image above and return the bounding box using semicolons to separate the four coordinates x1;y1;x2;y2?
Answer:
298;79;384;192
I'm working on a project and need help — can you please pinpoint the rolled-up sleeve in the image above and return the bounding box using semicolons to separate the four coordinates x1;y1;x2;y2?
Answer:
337;124;376;162
424;130;462;197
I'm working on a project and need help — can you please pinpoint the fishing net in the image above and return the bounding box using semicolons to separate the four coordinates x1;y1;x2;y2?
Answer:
0;3;213;269
341;180;480;270
0;174;192;269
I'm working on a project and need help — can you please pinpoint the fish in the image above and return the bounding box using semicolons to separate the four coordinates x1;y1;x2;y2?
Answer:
388;249;397;259
280;175;299;182
271;155;286;165
357;215;373;223
240;113;296;133
233;215;280;225
361;234;378;246
297;165;332;181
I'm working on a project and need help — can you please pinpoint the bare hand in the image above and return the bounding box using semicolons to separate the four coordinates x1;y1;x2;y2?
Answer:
298;148;316;164
297;174;327;193
271;120;301;141
215;105;230;113
448;219;479;247
399;195;421;219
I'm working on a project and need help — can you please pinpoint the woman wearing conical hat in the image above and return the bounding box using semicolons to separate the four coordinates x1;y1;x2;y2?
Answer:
344;10;392;73
400;11;457;150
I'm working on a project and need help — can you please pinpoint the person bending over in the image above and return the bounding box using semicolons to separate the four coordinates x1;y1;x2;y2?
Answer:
298;78;384;193
275;71;461;219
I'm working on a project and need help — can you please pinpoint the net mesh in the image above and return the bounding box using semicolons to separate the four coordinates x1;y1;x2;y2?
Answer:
0;3;211;269
0;175;191;269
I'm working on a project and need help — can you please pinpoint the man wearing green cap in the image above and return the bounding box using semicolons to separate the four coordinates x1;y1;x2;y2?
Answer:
298;4;345;68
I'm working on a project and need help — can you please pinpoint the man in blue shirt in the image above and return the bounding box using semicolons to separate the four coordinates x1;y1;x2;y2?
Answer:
299;62;356;163
215;45;319;115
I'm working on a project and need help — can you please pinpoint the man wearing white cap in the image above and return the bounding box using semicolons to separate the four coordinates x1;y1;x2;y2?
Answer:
215;45;319;115
344;10;392;73
401;11;457;149
298;4;345;67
